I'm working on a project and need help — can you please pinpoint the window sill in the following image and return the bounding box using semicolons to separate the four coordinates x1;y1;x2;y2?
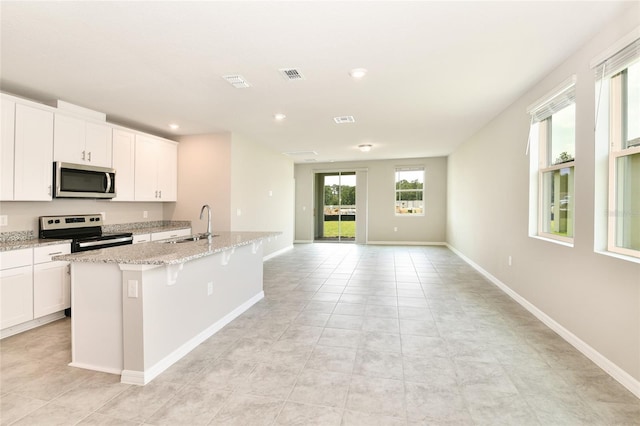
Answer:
595;250;640;265
530;234;574;248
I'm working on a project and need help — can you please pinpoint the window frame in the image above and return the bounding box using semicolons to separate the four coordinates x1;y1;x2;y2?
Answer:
606;66;640;258
527;76;577;245
394;166;425;216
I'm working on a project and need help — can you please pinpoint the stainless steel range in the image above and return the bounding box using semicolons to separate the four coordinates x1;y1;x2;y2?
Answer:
39;214;133;252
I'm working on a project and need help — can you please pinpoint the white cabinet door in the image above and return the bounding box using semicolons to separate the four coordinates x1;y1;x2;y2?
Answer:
157;140;177;201
54;113;85;164
85;122;112;167
1;98;15;200
33;261;70;318
0;265;33;329
112;128;135;201
134;134;159;201
14;104;53;200
54;114;112;167
150;228;191;241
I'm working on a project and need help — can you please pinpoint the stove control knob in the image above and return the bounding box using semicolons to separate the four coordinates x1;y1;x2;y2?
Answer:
55;219;60;223
48;220;53;224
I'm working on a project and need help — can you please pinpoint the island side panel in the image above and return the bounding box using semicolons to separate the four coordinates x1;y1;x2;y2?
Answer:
121;242;264;384
70;262;123;374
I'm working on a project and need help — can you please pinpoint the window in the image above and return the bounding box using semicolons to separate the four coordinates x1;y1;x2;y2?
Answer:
527;76;576;243
395;167;424;215
594;37;640;259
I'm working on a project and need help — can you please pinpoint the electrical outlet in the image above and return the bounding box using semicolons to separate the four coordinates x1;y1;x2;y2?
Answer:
394;227;398;232
268;190;273;197
207;282;213;296
508;256;512;266
127;280;139;298
0;215;7;226
143;210;148;218
237;208;242;216
99;211;106;221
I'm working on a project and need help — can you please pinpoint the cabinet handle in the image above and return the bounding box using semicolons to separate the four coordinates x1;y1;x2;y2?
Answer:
88;151;92;162
159;190;162;199
48;251;63;256
155;190;158;198
82;150;86;161
48;185;52;196
66;265;71;275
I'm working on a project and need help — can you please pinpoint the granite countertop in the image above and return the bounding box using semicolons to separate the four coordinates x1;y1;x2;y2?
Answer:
0;221;192;252
54;231;280;265
103;221;191;235
0;237;73;252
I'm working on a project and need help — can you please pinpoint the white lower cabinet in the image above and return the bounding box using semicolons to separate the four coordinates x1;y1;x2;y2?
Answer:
0;249;34;329
33;244;71;319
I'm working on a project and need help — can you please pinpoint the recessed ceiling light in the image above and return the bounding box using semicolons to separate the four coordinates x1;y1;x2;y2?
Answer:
274;113;286;121
358;144;373;152
349;68;368;79
169;123;179;130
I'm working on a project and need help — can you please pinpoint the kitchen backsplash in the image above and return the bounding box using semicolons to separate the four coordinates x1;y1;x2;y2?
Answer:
0;200;167;234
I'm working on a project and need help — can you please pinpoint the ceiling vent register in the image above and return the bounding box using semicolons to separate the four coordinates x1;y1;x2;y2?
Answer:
334;116;355;124
279;68;305;81
222;75;251;88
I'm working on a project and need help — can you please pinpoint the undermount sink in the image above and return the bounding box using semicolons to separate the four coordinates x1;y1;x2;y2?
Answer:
160;234;219;244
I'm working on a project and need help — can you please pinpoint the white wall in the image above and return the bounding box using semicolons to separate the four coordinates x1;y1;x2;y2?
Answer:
230;133;294;256
295;157;447;244
447;4;640;387
164;133;232;234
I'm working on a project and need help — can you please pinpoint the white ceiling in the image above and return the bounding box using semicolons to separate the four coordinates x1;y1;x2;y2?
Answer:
0;1;632;163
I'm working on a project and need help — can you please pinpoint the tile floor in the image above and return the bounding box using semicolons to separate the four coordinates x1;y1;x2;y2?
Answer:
1;243;639;425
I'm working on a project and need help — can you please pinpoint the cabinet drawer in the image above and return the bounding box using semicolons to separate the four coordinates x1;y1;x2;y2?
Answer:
0;248;32;270
133;233;151;244
34;243;71;264
151;228;191;241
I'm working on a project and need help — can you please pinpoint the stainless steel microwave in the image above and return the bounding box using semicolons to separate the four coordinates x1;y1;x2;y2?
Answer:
54;162;116;199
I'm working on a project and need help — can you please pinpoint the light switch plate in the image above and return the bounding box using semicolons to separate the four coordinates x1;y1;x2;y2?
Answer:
0;215;7;226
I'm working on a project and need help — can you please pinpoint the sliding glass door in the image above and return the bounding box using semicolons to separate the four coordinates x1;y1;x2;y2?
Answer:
315;172;356;242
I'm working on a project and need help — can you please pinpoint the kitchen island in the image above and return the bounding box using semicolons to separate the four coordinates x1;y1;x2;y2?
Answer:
55;231;279;385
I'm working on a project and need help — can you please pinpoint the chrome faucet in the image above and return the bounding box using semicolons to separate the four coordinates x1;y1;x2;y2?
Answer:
199;204;212;237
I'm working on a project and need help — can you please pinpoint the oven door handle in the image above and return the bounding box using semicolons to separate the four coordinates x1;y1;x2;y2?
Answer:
77;236;132;249
105;172;112;194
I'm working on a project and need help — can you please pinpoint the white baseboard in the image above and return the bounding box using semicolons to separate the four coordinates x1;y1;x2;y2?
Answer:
68;361;122;376
447;243;640;399
1;311;66;339
367;241;447;246
263;245;293;261
294;240;313;244
120;291;265;386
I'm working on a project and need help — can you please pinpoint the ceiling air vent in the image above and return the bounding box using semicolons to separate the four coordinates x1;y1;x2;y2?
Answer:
283;150;318;157
222;74;251;88
279;68;305;81
333;116;355;124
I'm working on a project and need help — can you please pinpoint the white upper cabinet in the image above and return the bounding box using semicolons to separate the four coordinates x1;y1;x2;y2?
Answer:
1;98;16;200
14;103;54;201
54;113;112;168
134;135;177;202
112;128;135;201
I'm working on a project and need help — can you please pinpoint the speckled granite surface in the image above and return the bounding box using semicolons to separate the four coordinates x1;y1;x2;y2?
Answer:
0;221;191;252
0;231;72;252
103;221;191;235
54;231;280;265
